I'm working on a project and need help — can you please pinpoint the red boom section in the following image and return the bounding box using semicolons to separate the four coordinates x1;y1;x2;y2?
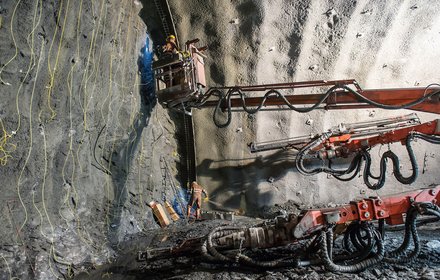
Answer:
341;119;440;152
293;185;440;238
201;79;440;114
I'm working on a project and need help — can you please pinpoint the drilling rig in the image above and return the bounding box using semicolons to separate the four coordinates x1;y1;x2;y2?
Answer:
143;38;440;272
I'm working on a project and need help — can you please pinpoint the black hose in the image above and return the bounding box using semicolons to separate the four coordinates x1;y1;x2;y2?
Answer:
336;223;376;264
362;136;418;190
296;130;440;189
347;227;375;265
203;226;299;268
320;227;384;273
363;132;440;189
209;83;440;128
384;207;420;263
212;89;232;128
378;219;385;239
342;84;440;110
332;154;364;181
295;132;356;176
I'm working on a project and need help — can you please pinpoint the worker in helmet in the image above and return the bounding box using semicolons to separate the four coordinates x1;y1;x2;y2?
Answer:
187;181;208;220
162;34;178;54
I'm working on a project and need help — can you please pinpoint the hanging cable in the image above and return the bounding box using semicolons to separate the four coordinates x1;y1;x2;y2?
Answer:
319;225;384;273
206;83;440;128
295;131;440;189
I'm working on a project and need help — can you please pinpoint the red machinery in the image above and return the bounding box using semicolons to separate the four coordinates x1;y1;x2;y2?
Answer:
139;185;440;272
248;112;440;189
152;43;440;185
153;38;207;111
153;44;439;117
294;185;440;238
149;40;440;272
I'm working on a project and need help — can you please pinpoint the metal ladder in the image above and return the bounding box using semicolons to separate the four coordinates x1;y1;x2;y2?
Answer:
182;114;197;185
153;0;171;36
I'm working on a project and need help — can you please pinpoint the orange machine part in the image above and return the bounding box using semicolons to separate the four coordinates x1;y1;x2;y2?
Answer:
294;186;440;238
201;79;440;115
342;120;440;152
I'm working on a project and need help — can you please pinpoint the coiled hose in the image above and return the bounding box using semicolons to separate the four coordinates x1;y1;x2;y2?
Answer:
202;226;299;268
362;132;440;189
200;203;440;271
209;84;440;128
337;222;377;264
320;225;384;273
296;132;440;190
384;207;420;263
295;132;358;176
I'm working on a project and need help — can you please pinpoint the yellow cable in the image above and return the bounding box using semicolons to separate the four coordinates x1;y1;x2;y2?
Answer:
0;0;40;166
46;0;71;121
16;38;45;234
58;185;71;223
101;1;127;244
41;120;70;280
41;0;63;122
70;0;108;246
1;254;12;280
65;50;94;246
109;1;137;247
0;119;16;166
12;0;42;135
76;0;107;175
32;187;49;239
0;0;21;86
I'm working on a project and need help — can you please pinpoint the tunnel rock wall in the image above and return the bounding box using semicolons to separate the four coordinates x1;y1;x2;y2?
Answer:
0;0;179;278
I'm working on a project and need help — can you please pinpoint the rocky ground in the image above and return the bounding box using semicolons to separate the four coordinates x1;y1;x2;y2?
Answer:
72;217;440;280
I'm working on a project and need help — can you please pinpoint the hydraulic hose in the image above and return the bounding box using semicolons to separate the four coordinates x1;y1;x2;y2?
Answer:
209;83;440;128
384;207;420;263
362;136;418;190
320;226;384;273
363;132;440;190
203;226;299;268
337;223;376;263
296;130;440;189
198;204;440;271
332;154;364;181
212;89;232;128
295;132;352;176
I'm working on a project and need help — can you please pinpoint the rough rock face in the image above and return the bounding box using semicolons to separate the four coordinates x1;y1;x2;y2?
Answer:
0;1;180;278
169;0;440;213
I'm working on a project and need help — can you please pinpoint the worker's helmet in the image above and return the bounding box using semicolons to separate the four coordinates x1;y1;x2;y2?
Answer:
167;35;176;41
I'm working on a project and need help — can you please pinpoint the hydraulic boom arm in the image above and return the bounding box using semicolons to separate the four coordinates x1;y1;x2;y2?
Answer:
138;185;440;273
199;79;440;114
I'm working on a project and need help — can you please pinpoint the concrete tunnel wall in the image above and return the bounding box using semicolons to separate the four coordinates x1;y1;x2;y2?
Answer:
168;0;440;214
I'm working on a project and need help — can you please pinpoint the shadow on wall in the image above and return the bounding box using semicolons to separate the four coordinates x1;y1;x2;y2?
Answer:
138;0;166;50
107;35;156;245
197;149;298;213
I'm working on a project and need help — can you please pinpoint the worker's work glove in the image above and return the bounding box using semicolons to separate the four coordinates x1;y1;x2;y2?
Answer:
204;196;209;202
